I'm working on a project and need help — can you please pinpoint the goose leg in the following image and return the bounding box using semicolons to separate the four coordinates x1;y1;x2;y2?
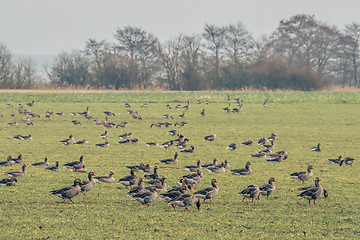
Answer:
242;197;246;202
210;199;214;203
70;199;76;204
63;199;66;204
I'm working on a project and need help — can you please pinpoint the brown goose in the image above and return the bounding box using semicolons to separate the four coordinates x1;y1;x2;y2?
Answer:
328;155;343;164
64;155;85;168
144;166;159;180
132;186;158;206
201;158;218;168
160;186;188;203
160;140;173;149
340;157;355;167
181;145;195;153
289;165;314;185
72;165;87;173
259;177;277;199
59;134;76;145
159;152;179;164
311;143;321;152
0;156;14;166
95;142;109;148
93;171;115;183
144;176;167;192
51;179;83;204
194;179;219;203
128;178;146;197
80;172;96;196
242;140;253;146
225;143;237;151
3;164;27;177
239;185;260;202
117;169;137;188
168;194;201;212
183;160;202;172
32;157;49;166
45;161;59;171
12;154;24;163
205;161;227;173
297;177;324;205
231;162;252;175
204;134;216;142
181;169;203;189
257;137;267;145
0;177;17;186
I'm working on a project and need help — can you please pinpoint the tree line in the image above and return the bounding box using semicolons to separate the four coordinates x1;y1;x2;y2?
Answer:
1;14;359;90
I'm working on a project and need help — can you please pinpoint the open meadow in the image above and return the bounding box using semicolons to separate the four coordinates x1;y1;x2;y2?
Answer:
0;91;359;239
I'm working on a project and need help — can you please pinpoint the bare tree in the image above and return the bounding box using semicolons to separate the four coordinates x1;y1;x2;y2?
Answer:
344;22;360;87
0;44;14;87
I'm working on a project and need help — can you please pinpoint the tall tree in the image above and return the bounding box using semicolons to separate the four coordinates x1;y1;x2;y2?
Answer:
0;44;14;87
344;22;360;87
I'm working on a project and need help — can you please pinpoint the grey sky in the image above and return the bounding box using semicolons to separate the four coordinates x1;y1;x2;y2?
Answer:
1;0;360;55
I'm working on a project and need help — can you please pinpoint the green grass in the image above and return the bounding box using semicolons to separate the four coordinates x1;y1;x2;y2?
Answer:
0;91;359;239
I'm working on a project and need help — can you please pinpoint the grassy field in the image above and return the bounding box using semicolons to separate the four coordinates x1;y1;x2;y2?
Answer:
0;91;359;239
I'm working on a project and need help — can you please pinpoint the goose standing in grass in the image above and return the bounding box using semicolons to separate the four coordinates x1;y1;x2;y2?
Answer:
205;161;228;173
0;177;17;186
75;139;88;145
50;179;83;204
239;185;260;202
145;176;167;192
174;121;187;127
0;156;14;166
311;143;321;152
231;162;252;175
59;134;76;145
159;152;179;164
181;145;195;153
80;172;96;196
160;140;173;149
204;134;216;142
45;161;59;171
182;169;203;189
168;130;178;136
194;179;219;203
168;194;201;212
117;169;137;188
3;164;27;177
144;166;159;180
132;186;158;206
257;137;267;146
297;177;324;205
328;155;343;164
289;165;314;185
183;160;202;172
128;178;145;197
259;177;277;199
32;157;49;166
226;143;237;151
94;171;115;183
100;131;108;140
340;157;355;167
200;109;205;117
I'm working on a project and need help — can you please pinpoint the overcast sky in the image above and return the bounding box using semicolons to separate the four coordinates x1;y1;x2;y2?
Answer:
1;0;360;56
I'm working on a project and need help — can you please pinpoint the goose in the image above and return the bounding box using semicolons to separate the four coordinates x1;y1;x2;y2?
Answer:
117;169;137;188
257;137;267;145
116;122;128;128
169;178;192;192
129;139;139;144
183;160;202;172
93;171;115;183
31;157;49;166
161;186;188;203
144;166;159;180
259;177;277;199
150;122;162;128
202;158;218;168
298;186;328;201
297;177;324;205
125;103;131;108
7;122;18;127
141;103;148;108
267;133;277;141
64;155;85;168
194;179;219;203
206;161;227;173
161;140;173;149
263;99;268;107
181;145;195;153
311;143;321;152
289;165;314;185
128;178;146;197
231;162;252;175
166;104;172;109
239;185;260;202
0;177;17;186
182;169;203;189
59;134;76;145
80;172;96;196
45;161;59;171
225;143;237;151
100;131;108;139
159;152;179;164
131;186;158;206
204;134;216;141
178;112;186;118
266;154;286;162
174;121;187;127
71;165;87;173
3;164;27;177
146;142;158;147
104;111;115;116
263;140;275;149
175;104;182;109
51;179;83;204
168;194;201;212
118;139;130;144
162;114;174;119
242;140;253;146
118;133;133;139
26;100;35;107
95;142;109;148
137;164;152;173
12;154;24;163
200;109;205;117
251;152;266;158
145;176;167;192
339;157;355;167
328;155;343;164
75;139;88;145
55;112;63;116
0;156;14;166
71;120;81;125
168;130;179;136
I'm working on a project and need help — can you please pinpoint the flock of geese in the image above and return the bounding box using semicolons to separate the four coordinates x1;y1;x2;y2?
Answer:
0;97;356;211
